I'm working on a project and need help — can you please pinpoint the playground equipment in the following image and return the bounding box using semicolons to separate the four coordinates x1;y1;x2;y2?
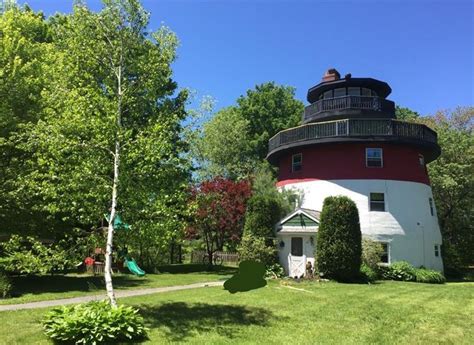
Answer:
124;257;146;277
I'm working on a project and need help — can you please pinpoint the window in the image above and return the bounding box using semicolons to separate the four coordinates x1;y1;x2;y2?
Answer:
323;90;333;99
380;243;389;263
361;88;372;97
292;153;302;172
370;193;385;212
334;88;346;97
434;245;440;257
429;198;434;216
419;154;425;166
348;87;361;96
291;237;303;256
366;148;383;167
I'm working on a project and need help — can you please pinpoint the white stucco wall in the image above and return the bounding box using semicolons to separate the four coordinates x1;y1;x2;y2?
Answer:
280;179;444;271
277;233;316;276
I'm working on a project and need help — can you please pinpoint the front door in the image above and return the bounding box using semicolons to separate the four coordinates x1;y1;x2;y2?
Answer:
289;237;306;278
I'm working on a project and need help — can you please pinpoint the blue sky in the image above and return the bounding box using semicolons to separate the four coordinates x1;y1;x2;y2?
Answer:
18;0;473;115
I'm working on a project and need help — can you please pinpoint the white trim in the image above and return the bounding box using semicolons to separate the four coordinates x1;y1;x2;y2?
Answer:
279;209;319;225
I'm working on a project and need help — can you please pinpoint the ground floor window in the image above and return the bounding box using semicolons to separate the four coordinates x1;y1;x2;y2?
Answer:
370;192;385;211
434;244;440;257
380;242;389;263
291;237;303;256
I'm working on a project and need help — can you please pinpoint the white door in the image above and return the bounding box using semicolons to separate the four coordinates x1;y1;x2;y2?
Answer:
288;237;306;278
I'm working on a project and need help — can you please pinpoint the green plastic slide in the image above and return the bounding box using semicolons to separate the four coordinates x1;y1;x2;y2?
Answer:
125;258;146;276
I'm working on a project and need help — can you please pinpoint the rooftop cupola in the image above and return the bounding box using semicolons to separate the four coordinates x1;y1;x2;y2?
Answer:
303;69;395;124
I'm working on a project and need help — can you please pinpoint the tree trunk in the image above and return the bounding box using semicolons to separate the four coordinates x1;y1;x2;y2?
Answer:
104;140;120;308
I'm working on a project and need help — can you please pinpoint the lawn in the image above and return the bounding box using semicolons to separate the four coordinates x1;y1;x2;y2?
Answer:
0;264;236;305
0;280;472;344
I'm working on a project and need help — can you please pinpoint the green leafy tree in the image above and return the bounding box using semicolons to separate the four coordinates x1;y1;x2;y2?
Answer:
316;196;362;281
11;1;188;306
237;82;304;160
395;106;420;121
420;107;474;272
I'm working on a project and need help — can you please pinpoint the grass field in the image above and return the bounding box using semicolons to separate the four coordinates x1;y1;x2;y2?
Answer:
1;280;473;344
0;265;236;305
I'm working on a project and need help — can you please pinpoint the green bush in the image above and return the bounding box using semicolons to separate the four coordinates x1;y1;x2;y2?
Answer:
243;194;282;238
362;238;384;271
414;268;446;284
316;196;362;281
381;261;416;281
0;271;12;298
238;233;276;267
43;300;148;344
265;263;285;279
360;263;378;283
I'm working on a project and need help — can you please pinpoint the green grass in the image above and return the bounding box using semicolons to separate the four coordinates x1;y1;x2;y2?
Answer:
0;280;472;344
0;264;235;305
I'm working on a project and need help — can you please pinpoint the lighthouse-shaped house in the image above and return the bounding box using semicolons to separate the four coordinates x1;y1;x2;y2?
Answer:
268;69;443;277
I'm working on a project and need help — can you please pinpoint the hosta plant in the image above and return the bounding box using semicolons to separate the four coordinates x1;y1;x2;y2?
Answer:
43;300;148;344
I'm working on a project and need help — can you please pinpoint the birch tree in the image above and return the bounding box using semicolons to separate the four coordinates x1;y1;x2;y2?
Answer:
14;0;187;306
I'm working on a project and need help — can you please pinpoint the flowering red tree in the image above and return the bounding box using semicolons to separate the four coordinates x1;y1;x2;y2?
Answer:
187;177;252;265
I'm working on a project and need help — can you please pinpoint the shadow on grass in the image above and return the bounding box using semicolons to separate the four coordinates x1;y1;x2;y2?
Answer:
9;274;148;297
138;302;277;342
156;264;237;275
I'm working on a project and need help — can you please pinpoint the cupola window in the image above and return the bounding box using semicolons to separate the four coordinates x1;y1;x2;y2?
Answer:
366;148;383;167
292;153;302;172
361;88;372;97
323;90;333;99
333;88;346;98
348;87;361;96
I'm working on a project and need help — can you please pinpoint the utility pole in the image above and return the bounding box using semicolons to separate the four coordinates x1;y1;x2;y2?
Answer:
0;0;17;15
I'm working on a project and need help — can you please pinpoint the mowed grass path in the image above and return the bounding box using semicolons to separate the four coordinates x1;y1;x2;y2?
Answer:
1;280;473;344
0;265;235;305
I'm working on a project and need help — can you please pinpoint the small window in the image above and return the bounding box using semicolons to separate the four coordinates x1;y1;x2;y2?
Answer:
370;193;385;212
292;153;302;172
323;90;333;99
361;88;372;97
434;244;439;257
380;243;389;263
371;90;378;97
419;154;425;166
366;148;383;167
291;237;303;256
347;87;361;96
429;198;434;216
333;88;346;98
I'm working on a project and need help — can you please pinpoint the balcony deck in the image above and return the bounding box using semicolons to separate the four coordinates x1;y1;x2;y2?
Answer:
267;118;440;163
303;95;395;123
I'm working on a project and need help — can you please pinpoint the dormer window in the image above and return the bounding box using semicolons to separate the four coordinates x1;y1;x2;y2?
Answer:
366;148;383;167
292;153;302;172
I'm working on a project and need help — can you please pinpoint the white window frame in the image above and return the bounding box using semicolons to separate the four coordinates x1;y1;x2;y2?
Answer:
292;153;302;172
369;192;386;212
366;148;383;168
429;198;435;216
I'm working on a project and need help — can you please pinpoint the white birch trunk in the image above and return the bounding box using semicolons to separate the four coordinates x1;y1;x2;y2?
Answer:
104;140;120;307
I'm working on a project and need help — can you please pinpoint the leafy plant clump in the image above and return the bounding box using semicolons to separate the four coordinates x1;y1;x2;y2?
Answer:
238;233;277;267
381;261;446;284
43;300;148;344
360;263;378;283
0;271;12;298
265;263;285;279
414;268;446;284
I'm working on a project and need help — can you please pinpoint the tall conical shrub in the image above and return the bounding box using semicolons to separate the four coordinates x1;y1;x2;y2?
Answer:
316;196;362;281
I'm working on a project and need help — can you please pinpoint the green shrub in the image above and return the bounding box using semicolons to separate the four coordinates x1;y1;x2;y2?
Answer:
362;238;384;271
360;263;378;283
414;268;446;284
43;300;148;344
0;271;12;298
238;233;276;267
243;194;282;238
316;196;362;281
265;263;285;279
381;261;416;281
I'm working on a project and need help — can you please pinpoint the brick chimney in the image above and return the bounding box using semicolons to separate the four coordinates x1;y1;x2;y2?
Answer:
322;68;341;82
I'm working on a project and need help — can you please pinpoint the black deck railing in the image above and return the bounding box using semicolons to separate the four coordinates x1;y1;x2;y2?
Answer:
268;119;438;153
304;95;395;121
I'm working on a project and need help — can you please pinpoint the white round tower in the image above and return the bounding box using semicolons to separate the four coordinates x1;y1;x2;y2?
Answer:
269;69;443;272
